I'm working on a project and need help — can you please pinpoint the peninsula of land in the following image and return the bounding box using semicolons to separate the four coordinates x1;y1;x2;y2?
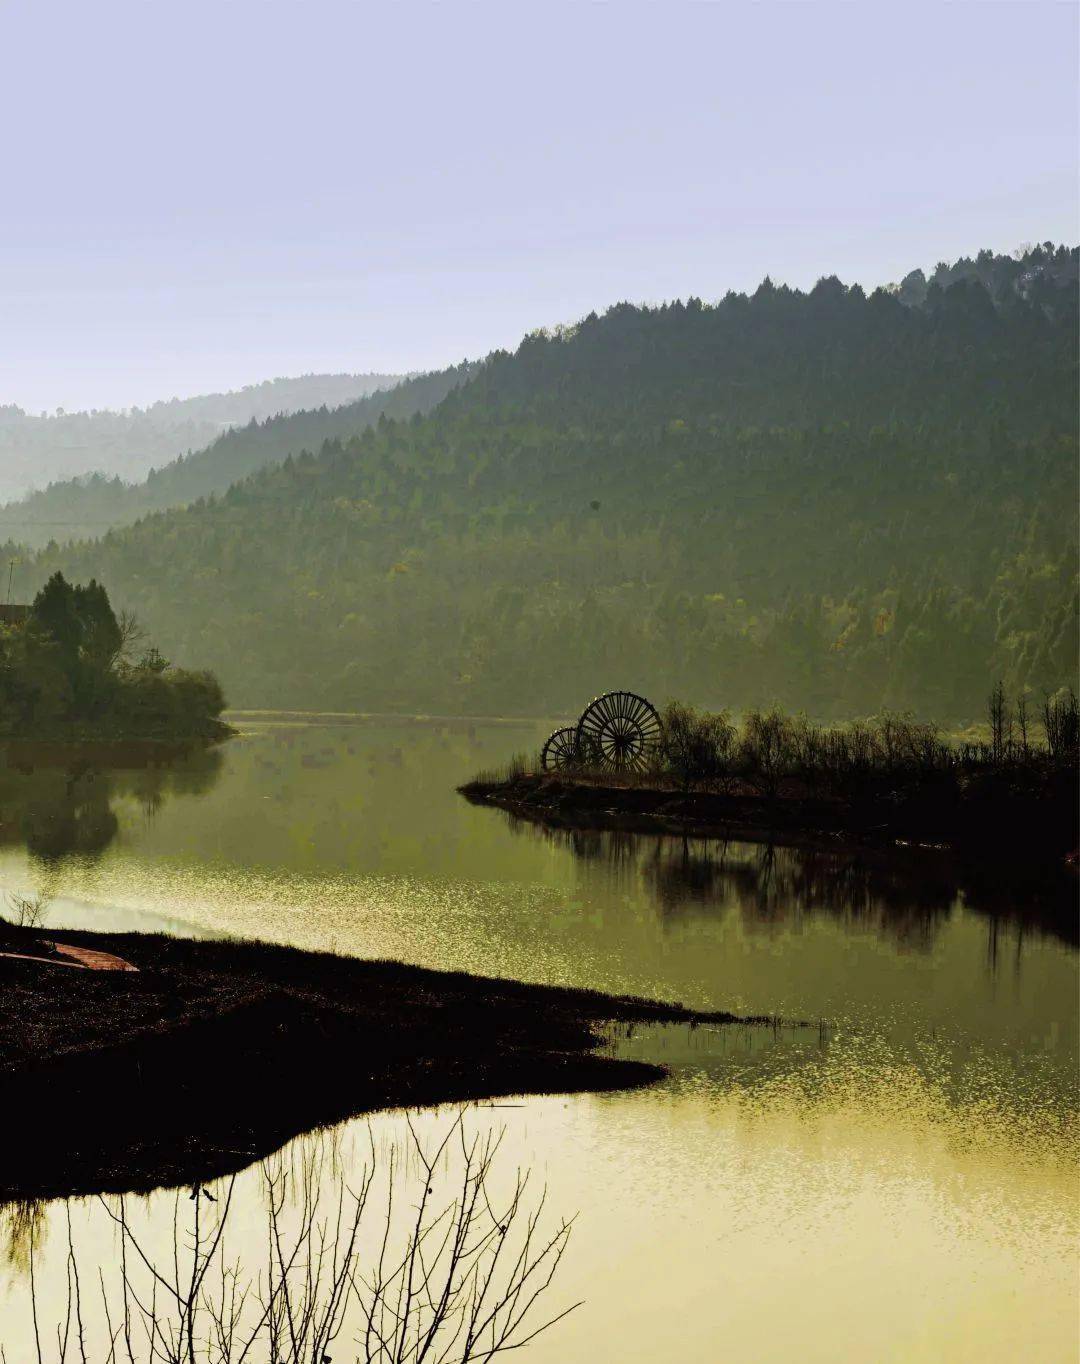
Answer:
0;922;761;1202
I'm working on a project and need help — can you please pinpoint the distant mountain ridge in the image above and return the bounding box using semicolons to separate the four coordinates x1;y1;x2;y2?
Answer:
0;371;404;506
4;243;1074;549
0;370;471;547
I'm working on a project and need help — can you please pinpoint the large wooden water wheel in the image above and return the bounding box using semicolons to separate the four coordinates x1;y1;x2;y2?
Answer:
575;691;662;773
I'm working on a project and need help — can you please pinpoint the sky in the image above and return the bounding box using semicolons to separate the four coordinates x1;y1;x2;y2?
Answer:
1;0;1076;413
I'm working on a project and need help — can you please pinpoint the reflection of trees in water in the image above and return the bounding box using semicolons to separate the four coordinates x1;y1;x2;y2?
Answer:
647;839;953;951
963;863;1079;954
3;1113;575;1363
0;744;223;864
18;769;120;861
504;814;1077;953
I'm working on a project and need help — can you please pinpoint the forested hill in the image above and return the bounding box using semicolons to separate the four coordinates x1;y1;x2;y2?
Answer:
0;371;403;505
10;245;1078;725
3;367;468;547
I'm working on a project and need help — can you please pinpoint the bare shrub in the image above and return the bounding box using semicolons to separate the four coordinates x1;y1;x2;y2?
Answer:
988;680;1010;764
659;701;734;792
3;891;50;931
1043;688;1079;766
738;707;794;800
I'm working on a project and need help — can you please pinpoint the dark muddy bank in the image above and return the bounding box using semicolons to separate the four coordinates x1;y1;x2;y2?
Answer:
0;926;762;1203
459;771;1079;864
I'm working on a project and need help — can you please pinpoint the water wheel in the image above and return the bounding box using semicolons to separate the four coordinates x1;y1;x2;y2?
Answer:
575;691;662;772
540;726;581;772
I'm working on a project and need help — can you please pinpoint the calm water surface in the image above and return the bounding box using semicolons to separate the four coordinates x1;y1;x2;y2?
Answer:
0;719;1076;1361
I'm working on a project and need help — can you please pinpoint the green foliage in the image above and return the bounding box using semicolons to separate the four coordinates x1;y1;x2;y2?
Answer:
0;572;225;738
7;246;1078;724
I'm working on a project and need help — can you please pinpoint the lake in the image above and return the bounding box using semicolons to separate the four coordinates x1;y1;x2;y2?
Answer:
0;718;1076;1362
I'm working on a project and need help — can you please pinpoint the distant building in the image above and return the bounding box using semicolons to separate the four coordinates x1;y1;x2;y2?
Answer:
0;604;29;627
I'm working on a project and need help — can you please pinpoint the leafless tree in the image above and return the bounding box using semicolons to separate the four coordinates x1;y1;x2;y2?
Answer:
112;609;146;667
1043;688;1079;765
1015;693;1029;757
988;681;1011;765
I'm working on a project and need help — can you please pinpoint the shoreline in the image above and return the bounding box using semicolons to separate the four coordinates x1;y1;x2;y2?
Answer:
0;924;771;1203
16;718;234;740
226;708;548;728
0;728;234;768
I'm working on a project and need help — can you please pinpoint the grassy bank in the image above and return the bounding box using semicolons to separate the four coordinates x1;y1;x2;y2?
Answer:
0;923;767;1203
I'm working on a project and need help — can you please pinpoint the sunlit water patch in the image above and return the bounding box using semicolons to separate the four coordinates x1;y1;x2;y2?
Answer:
0;720;1075;1361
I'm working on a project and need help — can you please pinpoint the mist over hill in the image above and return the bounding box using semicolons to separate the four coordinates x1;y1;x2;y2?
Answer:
6;244;1077;724
0;371;403;506
1;368;470;548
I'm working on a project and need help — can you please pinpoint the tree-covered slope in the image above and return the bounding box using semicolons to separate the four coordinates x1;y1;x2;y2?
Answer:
10;246;1077;724
0;372;404;506
3;367;468;548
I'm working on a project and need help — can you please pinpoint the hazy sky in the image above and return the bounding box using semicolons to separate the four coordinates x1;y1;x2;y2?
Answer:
1;0;1076;412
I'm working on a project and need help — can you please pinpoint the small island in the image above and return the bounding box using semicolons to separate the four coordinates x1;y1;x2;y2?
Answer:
0;572;230;742
461;695;1080;865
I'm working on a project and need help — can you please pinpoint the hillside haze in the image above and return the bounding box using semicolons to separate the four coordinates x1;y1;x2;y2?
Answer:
0;372;403;506
9;244;1078;725
2;368;470;548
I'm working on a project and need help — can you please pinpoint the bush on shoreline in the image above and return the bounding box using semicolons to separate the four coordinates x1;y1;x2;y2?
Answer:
0;572;227;740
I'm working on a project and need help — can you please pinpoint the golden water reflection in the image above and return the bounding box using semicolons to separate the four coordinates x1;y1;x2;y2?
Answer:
0;1046;1074;1362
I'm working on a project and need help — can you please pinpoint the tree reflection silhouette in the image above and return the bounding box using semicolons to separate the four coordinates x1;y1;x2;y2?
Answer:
500;813;1077;952
0;742;224;863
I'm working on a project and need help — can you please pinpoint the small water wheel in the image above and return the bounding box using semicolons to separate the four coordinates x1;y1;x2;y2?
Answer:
575;691;662;773
540;726;581;772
